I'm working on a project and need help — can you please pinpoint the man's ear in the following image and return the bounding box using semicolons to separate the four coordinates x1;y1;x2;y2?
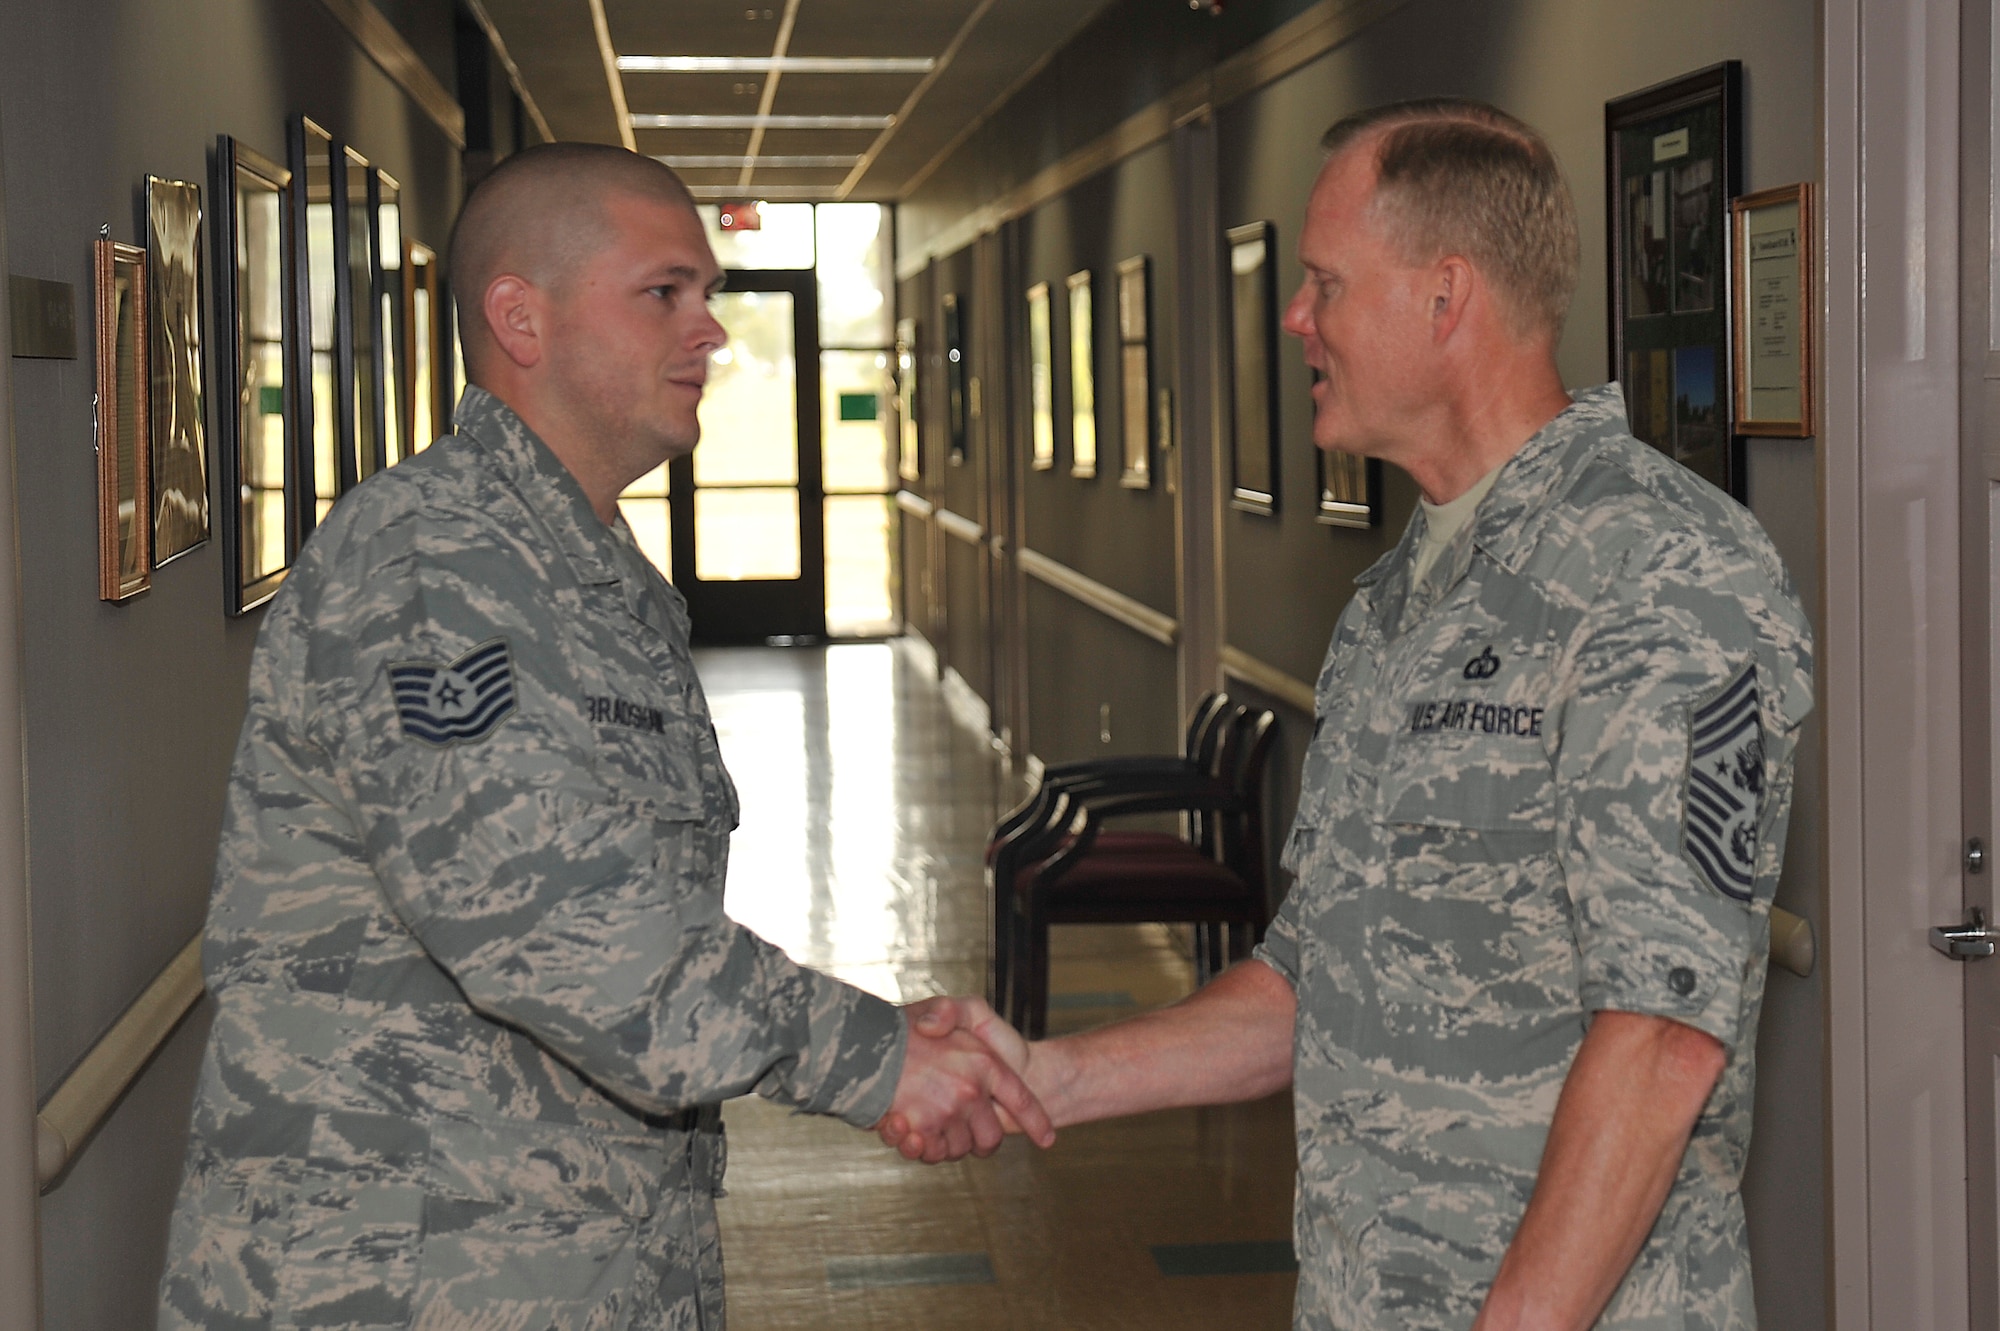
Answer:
483;274;545;369
1428;255;1475;342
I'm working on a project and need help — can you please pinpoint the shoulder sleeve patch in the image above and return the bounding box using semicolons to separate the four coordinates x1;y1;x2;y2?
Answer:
1683;664;1763;902
388;639;517;745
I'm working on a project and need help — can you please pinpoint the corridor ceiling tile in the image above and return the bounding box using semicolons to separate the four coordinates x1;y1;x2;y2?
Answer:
783;0;984;58
766;73;926;119
474;0;1127;198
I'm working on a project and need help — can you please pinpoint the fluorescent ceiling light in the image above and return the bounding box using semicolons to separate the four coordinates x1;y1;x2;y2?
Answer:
689;185;844;200
618;55;935;74
656;155;862;168
631;114;894;130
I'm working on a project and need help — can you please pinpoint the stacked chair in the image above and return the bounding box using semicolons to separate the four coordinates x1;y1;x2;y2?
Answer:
985;694;1280;1038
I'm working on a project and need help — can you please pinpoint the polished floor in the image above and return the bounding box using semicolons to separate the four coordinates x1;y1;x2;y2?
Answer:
697;641;1297;1329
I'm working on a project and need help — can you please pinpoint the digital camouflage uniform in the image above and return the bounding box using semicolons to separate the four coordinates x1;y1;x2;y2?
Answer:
159;389;906;1331
1254;384;1812;1330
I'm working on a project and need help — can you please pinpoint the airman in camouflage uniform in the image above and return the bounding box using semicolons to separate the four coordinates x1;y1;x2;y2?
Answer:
157;144;1047;1330
1254;382;1812;1329
157;388;904;1330
924;98;1815;1331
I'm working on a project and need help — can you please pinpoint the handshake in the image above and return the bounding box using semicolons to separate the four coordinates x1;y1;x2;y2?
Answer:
871;995;1059;1162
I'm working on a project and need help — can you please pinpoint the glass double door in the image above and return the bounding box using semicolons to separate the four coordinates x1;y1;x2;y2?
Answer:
670;269;825;645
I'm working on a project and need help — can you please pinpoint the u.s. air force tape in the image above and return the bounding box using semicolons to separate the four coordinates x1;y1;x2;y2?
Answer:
1684;665;1763;902
389;639;517;745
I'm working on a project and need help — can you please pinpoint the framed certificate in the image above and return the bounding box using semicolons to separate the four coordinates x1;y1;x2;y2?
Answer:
1730;183;1816;437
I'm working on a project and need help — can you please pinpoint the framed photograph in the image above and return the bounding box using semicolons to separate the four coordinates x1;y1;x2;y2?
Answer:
1316;450;1380;529
288;116;339;534
407;241;446;449
1227;221;1278;515
943;291;968;466
1026;281;1054;470
1731;183;1816;437
94;238;152;602
146;175;211;565
1605;62;1743;498
213;136;294;616
375;170;407;469
1116;255;1150;489
1066;270;1097;478
337;146;381;488
896;316;921;482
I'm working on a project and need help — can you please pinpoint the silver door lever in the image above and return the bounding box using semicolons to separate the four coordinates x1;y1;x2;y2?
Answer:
1931;908;1999;960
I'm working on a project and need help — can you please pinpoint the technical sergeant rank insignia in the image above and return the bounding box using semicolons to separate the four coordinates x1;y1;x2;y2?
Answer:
390;639;517;745
1684;665;1763;902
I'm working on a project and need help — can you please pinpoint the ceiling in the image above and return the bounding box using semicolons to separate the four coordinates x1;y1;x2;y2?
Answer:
474;0;1126;202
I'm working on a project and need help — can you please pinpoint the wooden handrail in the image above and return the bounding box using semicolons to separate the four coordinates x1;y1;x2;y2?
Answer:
36;933;204;1192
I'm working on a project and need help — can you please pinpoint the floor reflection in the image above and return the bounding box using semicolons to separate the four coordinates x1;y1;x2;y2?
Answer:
694;640;1297;1329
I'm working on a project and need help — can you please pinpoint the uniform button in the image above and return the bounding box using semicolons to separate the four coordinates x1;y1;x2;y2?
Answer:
1668;967;1697;997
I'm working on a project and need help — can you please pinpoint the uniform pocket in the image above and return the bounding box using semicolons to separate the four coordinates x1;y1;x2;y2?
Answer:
412;1117;671;1331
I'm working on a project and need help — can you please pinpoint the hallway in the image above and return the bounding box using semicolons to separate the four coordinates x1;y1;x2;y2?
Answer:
697;642;1296;1329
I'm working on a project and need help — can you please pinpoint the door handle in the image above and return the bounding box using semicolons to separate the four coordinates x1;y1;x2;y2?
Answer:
1931;907;1999;960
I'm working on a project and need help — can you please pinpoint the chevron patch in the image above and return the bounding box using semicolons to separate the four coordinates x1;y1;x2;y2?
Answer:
389;639;517;746
1683;666;1763;902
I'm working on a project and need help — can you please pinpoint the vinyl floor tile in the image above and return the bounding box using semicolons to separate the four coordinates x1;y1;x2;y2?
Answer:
700;643;1295;1330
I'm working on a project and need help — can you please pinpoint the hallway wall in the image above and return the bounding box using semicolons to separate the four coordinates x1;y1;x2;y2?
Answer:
896;0;1827;1326
0;2;483;1323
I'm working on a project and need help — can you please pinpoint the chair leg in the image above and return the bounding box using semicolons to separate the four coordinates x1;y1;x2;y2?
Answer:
1024;902;1052;1041
987;866;1011;1017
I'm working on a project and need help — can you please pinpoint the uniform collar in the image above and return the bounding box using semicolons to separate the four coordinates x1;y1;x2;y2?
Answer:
452;387;622;587
1353;382;1630;597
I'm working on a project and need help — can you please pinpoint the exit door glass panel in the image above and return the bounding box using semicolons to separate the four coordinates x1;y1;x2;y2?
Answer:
618;462;671;582
821;349;893;492
699;204;815;268
825;494;893;636
695;489;800;580
695;291;798;487
814;203;892;348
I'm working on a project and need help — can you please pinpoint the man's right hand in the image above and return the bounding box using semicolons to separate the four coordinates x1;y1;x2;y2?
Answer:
875;1003;1056;1163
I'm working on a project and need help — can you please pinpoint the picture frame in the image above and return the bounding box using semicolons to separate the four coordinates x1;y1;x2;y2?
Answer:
1066;270;1097;478
288;116;339;535
213;136;294;616
1605;61;1743;498
1316;448;1380;530
146;174;211;566
1730;183;1816;437
407;241;446;449
94;238;152;602
1116;255;1150;489
1227;221;1278;515
337;145;381;488
375;169;407;469
1026;281;1054;470
896;316;921;482
943;291;968;466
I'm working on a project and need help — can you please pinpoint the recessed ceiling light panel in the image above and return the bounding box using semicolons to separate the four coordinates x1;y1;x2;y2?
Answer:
631;114;896;130
617;55;935;74
656;155;864;168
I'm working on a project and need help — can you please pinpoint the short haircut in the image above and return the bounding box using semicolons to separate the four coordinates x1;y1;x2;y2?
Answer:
446;143;697;375
1321;99;1579;341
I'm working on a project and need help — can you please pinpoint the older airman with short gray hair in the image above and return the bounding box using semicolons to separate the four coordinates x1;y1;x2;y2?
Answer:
903;98;1812;1331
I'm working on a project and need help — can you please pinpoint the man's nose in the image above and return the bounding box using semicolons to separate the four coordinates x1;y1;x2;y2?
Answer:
1280;281;1313;338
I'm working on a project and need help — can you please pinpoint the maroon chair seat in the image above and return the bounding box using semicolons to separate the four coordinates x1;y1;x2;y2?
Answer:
1009;708;1280;1037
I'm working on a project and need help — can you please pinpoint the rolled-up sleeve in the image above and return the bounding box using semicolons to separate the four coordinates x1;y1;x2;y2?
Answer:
1553;528;1803;1049
300;520;905;1128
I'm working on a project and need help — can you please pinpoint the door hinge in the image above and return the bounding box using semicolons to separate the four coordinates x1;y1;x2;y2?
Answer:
1969;837;1987;874
1931;906;1999;960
